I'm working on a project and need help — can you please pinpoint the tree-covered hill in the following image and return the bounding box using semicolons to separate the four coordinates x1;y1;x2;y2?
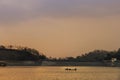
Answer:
0;45;46;61
49;49;120;62
0;45;120;62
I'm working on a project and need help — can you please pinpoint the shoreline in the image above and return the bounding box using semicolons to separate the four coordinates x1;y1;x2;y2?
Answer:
1;61;120;67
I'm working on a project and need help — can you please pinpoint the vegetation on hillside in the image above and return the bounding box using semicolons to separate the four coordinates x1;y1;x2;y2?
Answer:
0;45;120;62
0;45;46;61
49;49;120;62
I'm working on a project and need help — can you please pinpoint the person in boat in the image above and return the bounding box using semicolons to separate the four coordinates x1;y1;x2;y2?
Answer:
65;68;77;71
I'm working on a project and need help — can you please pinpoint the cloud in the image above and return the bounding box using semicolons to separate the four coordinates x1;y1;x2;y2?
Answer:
39;0;120;17
0;0;120;25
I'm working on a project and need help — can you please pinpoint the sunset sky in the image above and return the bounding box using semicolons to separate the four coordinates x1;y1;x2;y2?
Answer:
0;0;120;57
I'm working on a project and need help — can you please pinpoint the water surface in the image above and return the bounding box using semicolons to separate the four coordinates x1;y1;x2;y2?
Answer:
0;66;120;80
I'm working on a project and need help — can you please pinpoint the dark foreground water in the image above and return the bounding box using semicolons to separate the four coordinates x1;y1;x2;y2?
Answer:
0;66;120;80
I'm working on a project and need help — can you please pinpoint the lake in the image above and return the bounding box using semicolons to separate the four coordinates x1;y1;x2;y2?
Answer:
0;66;120;80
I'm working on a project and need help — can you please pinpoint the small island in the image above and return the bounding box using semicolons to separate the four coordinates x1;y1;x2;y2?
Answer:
0;45;120;67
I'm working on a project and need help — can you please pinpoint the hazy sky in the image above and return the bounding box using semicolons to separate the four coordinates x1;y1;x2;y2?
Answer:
0;0;120;57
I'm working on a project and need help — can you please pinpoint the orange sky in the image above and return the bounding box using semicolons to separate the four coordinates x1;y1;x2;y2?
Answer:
0;0;120;57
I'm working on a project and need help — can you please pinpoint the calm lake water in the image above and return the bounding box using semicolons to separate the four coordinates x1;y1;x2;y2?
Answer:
0;66;120;80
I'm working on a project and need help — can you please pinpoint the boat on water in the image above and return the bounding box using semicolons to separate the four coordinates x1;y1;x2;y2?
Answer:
65;68;77;71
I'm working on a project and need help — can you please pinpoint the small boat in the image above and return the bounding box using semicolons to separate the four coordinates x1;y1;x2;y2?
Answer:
65;68;77;71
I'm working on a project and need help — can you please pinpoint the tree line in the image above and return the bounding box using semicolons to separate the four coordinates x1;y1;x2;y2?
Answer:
0;45;46;61
0;45;120;62
48;49;120;62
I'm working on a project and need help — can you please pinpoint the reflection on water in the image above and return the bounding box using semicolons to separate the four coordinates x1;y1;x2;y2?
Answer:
0;66;120;80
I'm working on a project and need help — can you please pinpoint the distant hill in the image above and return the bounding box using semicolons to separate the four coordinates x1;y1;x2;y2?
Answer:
0;45;120;62
0;45;46;61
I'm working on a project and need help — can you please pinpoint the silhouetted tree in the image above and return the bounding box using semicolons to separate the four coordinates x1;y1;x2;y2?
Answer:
115;48;120;60
39;54;47;60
